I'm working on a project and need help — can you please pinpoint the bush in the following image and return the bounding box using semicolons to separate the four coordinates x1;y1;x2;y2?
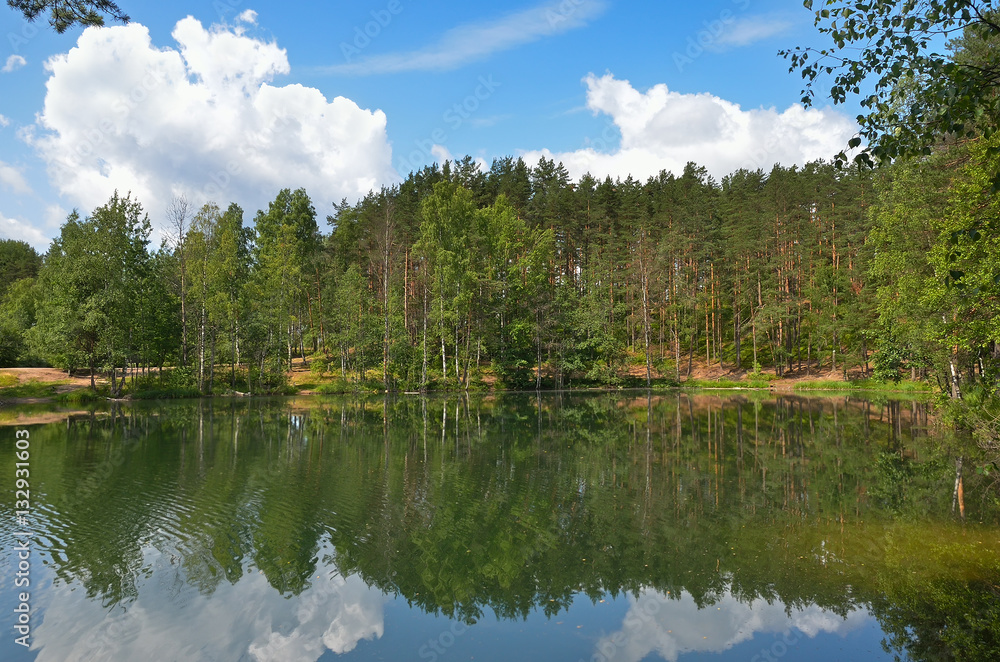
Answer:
125;369;200;399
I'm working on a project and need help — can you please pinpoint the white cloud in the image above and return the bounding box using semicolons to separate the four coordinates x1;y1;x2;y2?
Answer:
237;9;258;24
0;211;49;248
43;203;69;228
326;0;607;75
713;15;795;49
0;160;32;194
0;114;10;128
469;114;510;128
522;73;858;182
593;589;871;662
33;543;388;662
2;54;26;72
31;17;395;230
430;144;453;163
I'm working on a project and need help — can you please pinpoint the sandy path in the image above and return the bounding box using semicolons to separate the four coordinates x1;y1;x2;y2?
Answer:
1;367;97;393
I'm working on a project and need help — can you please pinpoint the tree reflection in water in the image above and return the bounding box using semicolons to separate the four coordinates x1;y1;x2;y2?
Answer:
3;393;998;661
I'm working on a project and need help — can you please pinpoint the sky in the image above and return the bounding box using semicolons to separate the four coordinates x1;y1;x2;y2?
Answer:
0;0;863;250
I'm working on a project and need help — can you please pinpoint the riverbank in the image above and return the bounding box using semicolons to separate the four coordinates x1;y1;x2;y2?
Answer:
0;361;938;405
0;368;102;404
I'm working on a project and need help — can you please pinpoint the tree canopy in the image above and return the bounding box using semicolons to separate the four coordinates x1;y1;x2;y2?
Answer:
6;0;128;32
781;0;1000;173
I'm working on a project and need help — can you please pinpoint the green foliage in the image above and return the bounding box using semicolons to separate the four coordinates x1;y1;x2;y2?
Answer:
309;357;327;377
54;386;107;403
6;0;128;32
125;368;201;400
0;277;41;367
793;379;934;393
29;193;157;395
0;239;40;299
782;0;1000;177
17;153;993;401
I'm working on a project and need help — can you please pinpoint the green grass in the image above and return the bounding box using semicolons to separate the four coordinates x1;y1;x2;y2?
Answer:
129;387;203;400
54;388;107;404
0;381;61;399
793;378;935;393
0;373;18;388
682;378;771;389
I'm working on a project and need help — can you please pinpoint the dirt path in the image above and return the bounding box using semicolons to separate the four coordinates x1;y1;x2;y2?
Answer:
1;367;98;393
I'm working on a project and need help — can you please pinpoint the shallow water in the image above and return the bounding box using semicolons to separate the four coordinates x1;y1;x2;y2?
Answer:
1;393;998;661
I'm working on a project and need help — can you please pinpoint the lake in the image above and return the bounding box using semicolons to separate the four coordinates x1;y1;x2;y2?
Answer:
1;393;999;661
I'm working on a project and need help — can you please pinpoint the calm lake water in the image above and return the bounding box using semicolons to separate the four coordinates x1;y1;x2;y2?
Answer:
1;393;999;662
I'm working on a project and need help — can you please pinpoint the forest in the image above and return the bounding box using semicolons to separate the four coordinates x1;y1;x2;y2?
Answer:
0;3;998;416
0;139;997;403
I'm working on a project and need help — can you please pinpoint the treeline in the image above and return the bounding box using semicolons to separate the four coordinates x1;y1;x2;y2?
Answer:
0;143;997;397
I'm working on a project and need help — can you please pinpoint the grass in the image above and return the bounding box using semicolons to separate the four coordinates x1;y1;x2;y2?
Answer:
0;380;62;399
793;378;935;393
55;388;108;404
129;387;203;400
681;378;772;389
0;370;110;402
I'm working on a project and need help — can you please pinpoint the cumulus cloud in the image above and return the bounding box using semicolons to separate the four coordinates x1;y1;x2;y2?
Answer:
30;17;395;228
2;54;26;72
593;589;871;662
0;161;32;194
326;0;607;75
0;114;10;127
0;211;49;248
237;9;258;24
522;73;858;182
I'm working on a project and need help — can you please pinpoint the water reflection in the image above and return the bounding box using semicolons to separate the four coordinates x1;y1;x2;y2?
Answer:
597;589;869;662
33;541;387;662
1;393;998;661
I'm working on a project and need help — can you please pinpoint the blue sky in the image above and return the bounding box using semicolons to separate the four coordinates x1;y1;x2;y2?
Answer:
0;0;862;249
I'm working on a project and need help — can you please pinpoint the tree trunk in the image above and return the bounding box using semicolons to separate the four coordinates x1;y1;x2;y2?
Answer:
440;285;447;380
383;221;391;392
536;309;542;391
199;301;206;393
422;284;428;391
208;330;216;394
